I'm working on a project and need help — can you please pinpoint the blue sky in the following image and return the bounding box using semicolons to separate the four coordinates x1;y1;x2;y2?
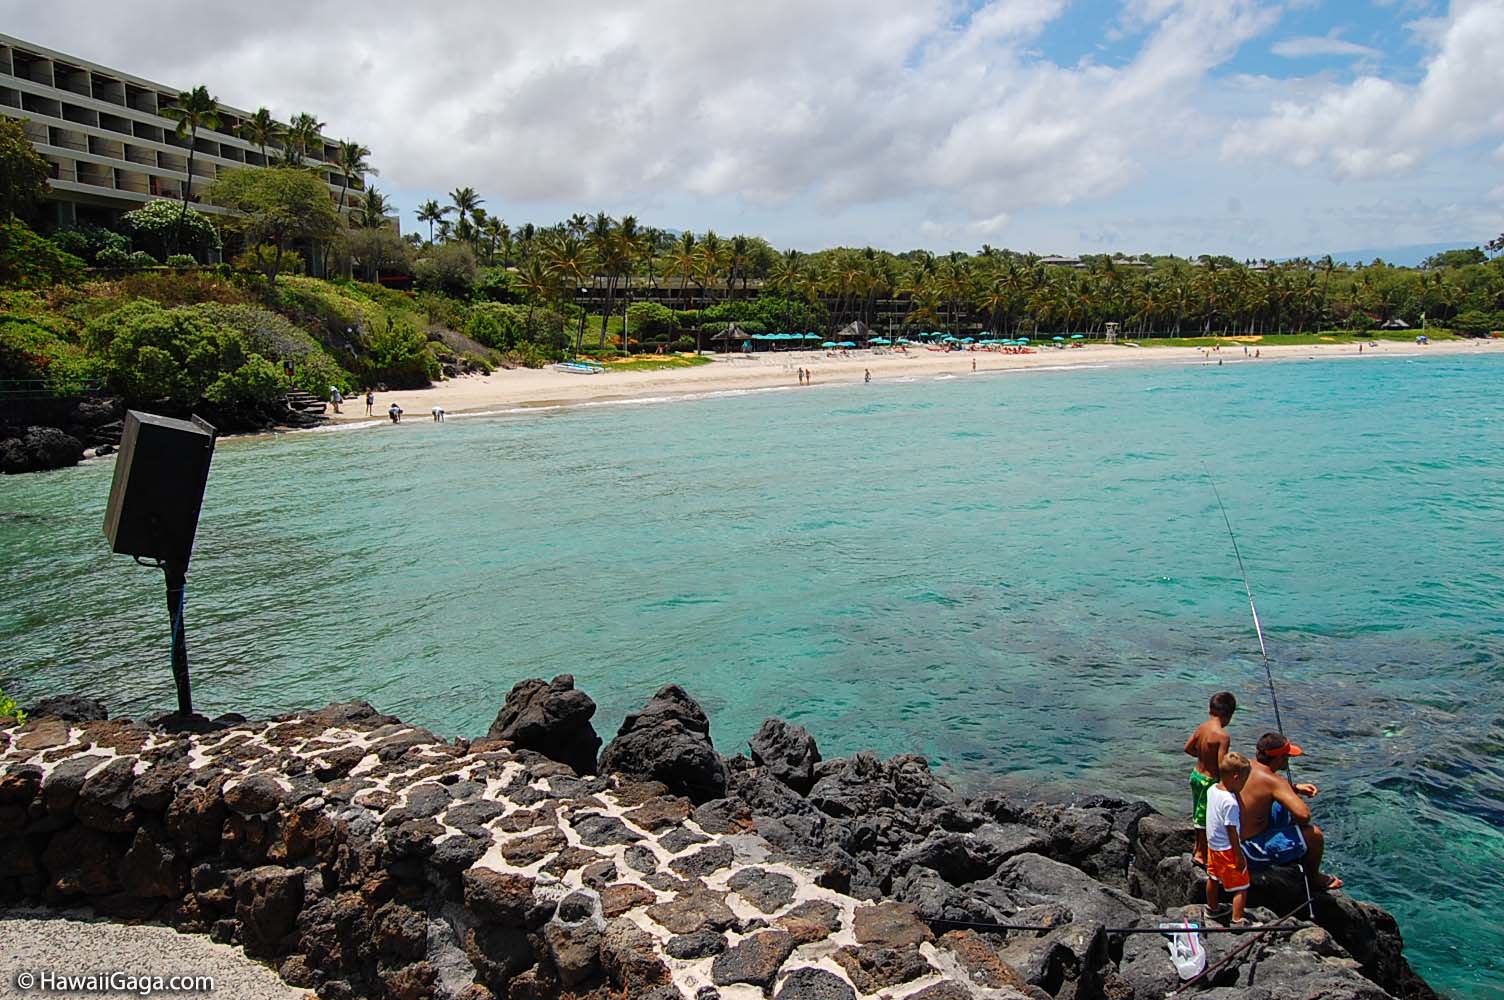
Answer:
9;0;1501;259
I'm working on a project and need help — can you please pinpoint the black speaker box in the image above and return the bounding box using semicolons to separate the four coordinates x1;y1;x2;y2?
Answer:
103;411;217;566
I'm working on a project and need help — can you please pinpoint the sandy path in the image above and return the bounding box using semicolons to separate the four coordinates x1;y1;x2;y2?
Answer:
319;338;1501;427
0;909;307;999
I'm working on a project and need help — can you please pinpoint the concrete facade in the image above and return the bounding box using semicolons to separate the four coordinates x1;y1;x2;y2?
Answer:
0;33;361;228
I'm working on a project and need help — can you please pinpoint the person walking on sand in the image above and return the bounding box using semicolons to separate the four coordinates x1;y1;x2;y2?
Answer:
1240;732;1342;890
330;386;343;414
1184;691;1237;867
365;389;374;416
1206;752;1253;923
431;405;445;422
388;403;402;424
972;358;977;372
798;367;805;386
864;369;871;383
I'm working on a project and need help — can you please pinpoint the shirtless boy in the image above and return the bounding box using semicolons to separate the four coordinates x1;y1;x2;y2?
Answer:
1184;691;1236;866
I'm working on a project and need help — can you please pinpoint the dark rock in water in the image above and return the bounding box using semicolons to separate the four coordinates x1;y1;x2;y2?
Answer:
26;694;108;722
599;685;727;803
0;426;83;474
749;718;821;794
487;674;601;776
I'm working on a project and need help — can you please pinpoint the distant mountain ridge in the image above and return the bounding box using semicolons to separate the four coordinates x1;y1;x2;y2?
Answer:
1310;241;1491;268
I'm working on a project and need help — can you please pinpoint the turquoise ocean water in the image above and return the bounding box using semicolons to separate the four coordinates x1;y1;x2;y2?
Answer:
2;353;1501;996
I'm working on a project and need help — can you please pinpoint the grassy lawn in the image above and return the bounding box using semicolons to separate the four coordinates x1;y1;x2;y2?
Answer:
1125;330;1458;348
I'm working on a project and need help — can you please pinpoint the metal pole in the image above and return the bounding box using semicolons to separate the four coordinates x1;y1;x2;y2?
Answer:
163;561;192;716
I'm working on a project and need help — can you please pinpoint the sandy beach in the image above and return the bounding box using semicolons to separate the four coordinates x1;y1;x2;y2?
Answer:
323;337;1501;427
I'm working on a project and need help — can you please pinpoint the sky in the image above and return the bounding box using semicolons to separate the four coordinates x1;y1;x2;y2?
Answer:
9;0;1504;259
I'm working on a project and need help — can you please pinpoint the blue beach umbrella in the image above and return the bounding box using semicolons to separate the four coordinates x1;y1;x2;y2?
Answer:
1071;334;1085;340
961;337;975;343
1052;336;1066;342
871;337;891;345
821;341;837;348
1018;337;1030;343
838;341;857;348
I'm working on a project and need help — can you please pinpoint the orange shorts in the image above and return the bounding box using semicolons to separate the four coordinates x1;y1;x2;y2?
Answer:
1208;847;1250;891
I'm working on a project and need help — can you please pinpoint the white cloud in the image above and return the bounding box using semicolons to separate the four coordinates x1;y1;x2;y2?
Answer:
4;0;1494;255
1270;35;1381;57
1225;1;1504;179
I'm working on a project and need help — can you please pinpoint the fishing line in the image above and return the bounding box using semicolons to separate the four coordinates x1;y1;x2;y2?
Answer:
1202;463;1284;737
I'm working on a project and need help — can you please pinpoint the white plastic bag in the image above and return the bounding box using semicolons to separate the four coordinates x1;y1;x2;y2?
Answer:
1163;919;1206;981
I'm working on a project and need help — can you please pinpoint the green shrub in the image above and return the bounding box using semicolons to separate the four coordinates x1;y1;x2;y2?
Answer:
187;302;353;395
0;688;25;726
363;317;438;388
122;200;222;261
0;221;86;288
627;301;678;339
413;243;477;298
0;314;98;387
474;267;519;303
96;246;131;268
467;302;528;349
460;351;494;374
166;254;198;268
50;224;129;264
128;250;159;269
416;291;468;329
672;336;696;352
500;342;556;368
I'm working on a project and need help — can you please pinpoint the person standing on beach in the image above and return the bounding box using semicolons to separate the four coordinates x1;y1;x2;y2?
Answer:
365;389;374;416
865;369;871;383
330;387;343;414
1184;691;1237;867
972;358;977;371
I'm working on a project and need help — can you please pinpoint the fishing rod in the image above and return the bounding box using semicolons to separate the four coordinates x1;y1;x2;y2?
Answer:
1203;465;1316;919
1202;463;1284;737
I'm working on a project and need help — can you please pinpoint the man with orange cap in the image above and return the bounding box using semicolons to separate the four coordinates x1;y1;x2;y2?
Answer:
1239;732;1343;890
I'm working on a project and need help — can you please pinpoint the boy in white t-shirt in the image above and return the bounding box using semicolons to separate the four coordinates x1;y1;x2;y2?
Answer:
1206;751;1252;922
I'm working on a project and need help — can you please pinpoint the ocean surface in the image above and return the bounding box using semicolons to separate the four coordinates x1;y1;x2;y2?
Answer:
2;353;1501;997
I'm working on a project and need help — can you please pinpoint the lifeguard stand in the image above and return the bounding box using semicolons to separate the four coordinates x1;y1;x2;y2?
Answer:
1105;322;1120;344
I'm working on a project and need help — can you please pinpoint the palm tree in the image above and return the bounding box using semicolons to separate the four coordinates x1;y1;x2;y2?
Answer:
617;215;644;345
480;216;506;265
283;112;326;165
515;257;552;337
449;187;484;241
160;84;220;255
238;107;283;163
669;233;701;344
542;233;594;353
416;199;447;244
350;186;393;229
335;140;377;212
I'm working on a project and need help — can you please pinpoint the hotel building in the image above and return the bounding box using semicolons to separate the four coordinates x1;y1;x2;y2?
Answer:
0;32;364;228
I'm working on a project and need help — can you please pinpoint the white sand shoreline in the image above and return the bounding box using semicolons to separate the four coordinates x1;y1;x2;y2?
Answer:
280;338;1500;437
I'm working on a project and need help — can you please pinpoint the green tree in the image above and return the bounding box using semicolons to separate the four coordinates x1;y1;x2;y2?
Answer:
160;85;221;255
283;112;326;166
416;199;447;243
238;107;284;162
449;187;484;236
334;140;377;212
0;116;49;222
413;241;477;297
122;199;221;262
210;167;339;286
349;186;394;229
